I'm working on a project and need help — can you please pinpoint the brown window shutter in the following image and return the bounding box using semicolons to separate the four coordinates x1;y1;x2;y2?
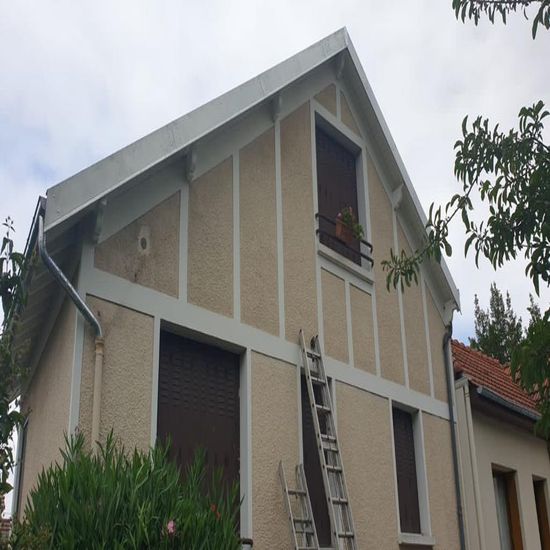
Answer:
392;407;421;534
316;127;361;264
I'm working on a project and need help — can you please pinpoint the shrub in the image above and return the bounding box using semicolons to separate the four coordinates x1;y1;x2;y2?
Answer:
10;433;240;549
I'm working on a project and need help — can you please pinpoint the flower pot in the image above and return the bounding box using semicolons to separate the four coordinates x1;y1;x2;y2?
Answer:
335;219;355;245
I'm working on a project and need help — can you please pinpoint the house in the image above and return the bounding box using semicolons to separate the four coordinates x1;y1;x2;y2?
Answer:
10;28;463;548
453;340;550;550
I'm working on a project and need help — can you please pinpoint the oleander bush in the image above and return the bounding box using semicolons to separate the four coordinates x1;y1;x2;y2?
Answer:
10;433;240;549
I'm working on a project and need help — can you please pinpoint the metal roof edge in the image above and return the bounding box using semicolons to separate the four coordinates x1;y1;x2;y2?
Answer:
44;27;349;231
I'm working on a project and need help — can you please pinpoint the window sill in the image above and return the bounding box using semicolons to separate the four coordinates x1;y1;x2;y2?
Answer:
398;533;435;547
317;242;375;284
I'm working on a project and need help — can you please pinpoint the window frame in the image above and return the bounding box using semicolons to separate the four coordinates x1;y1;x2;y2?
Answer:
312;108;372;275
390;402;433;544
533;477;550;550
492;466;524;550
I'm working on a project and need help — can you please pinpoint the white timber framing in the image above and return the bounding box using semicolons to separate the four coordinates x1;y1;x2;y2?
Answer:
240;348;253;540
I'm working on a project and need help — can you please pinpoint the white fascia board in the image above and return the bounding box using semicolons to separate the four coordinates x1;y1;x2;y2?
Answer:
44;28;349;231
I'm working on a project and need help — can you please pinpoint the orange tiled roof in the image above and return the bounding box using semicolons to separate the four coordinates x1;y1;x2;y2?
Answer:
451;339;538;415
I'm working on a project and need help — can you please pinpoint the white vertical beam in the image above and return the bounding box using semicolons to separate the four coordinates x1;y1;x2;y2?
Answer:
150;316;161;447
274;119;285;338
393;211;409;388
416;411;433;536
233;153;241;321
421;273;435;398
179;181;189;302
361;148;381;376
310;101;325;346
345;281;354;367
240;349;253;540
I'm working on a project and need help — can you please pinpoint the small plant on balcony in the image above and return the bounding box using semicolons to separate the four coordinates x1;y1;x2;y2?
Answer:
336;206;364;244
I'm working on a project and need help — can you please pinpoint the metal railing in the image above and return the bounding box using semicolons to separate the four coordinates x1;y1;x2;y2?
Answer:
315;212;374;268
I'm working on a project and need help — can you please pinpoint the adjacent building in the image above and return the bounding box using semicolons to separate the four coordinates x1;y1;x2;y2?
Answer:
454;340;550;550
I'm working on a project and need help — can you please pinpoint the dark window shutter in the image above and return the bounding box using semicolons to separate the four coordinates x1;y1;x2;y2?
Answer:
392;407;421;534
315;127;361;264
157;332;240;489
301;377;331;546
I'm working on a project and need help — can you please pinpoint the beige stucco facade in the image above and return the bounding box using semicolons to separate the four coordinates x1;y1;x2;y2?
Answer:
456;382;550;550
18;297;75;512
18;62;460;548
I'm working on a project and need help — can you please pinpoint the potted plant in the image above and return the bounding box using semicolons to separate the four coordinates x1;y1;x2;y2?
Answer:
335;206;364;245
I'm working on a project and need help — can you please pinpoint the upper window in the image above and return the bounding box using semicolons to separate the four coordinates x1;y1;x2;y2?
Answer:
315;126;364;266
392;407;422;534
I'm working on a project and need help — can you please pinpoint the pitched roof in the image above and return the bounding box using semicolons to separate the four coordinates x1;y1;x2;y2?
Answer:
39;27;459;308
452;340;538;415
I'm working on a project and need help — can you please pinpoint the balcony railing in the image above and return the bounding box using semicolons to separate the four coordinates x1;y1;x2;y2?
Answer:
315;212;374;268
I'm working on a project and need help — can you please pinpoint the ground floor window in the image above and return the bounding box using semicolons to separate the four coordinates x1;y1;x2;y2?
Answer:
157;331;240;488
534;478;550;550
493;468;523;550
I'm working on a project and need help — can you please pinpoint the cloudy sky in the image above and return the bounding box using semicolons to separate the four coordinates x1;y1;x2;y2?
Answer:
1;2;549;340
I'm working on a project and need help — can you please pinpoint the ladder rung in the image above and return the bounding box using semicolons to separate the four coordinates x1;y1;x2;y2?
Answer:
338;532;355;538
310;374;325;385
288;489;307;496
321;434;336;442
307;350;321;360
298;547;318;550
326;464;342;473
293;517;313;524
331;496;348;505
315;404;331;414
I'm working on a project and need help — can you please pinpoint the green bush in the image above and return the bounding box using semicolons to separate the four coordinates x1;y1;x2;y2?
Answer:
10;433;240;549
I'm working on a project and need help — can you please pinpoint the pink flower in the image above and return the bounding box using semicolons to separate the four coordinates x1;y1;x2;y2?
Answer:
167;520;176;536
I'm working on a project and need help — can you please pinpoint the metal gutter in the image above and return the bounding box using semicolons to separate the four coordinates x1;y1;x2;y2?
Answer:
37;215;102;338
443;325;466;550
38;213;104;452
476;386;540;422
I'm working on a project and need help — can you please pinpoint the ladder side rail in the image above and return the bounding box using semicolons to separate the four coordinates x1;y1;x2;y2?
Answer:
279;461;300;550
311;335;359;550
297;463;320;547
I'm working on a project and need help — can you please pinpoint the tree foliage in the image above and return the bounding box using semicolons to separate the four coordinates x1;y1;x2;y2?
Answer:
9;433;241;549
452;0;550;38
0;218;28;511
383;2;550;433
470;283;524;364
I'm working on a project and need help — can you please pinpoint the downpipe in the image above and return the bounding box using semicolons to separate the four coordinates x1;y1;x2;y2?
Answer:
443;324;466;550
38;214;104;452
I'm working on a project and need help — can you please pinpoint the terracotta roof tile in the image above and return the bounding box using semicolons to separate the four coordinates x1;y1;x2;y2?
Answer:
452;340;538;415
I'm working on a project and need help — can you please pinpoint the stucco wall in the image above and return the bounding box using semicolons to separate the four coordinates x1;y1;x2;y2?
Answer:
95;192;180;297
314;84;337;115
281;103;318;343
367;154;405;385
423;412;461;550
473;411;550;550
240;128;279;335
251;352;299;550
426;289;448;402
79;296;153;451
340;91;362;137
321;268;348;363
336;382;398;548
188;158;234;317
397;223;431;395
350;284;376;373
19;296;75;513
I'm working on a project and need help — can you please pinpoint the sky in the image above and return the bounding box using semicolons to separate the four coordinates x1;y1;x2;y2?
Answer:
1;0;549;514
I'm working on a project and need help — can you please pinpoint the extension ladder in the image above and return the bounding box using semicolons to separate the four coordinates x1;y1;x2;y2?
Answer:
279;461;320;550
300;330;357;550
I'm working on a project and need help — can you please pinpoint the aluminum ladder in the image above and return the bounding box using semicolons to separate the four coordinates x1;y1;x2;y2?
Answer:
300;330;357;550
279;461;320;550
